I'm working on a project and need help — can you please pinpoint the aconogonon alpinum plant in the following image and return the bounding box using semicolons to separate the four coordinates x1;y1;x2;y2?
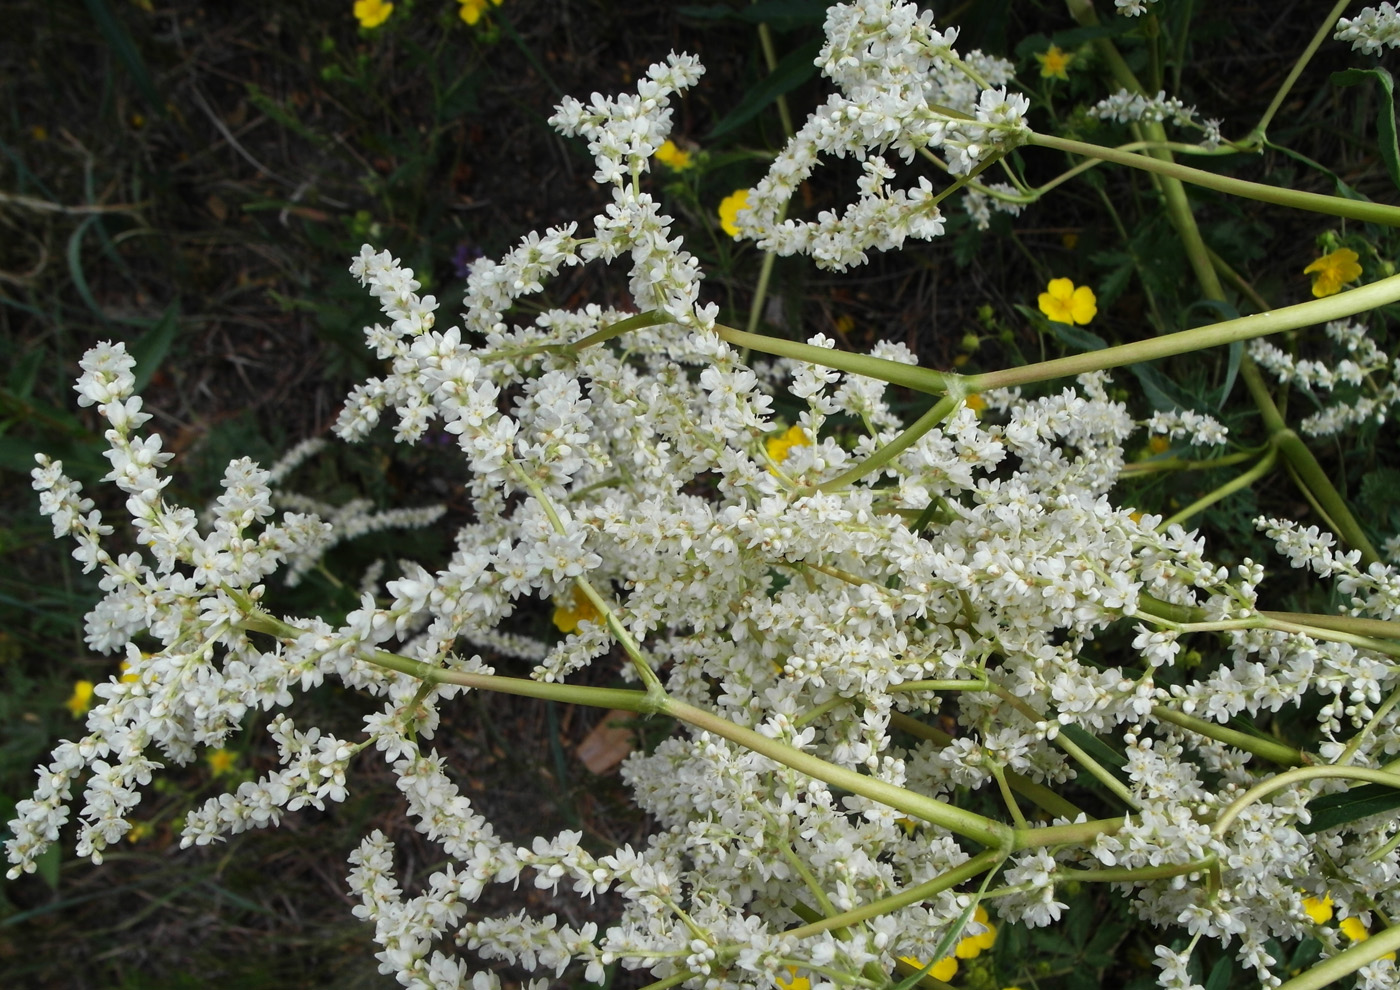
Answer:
11;3;1400;989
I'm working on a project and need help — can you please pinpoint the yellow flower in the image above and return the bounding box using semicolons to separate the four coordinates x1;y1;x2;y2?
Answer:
765;424;811;469
899;954;959;982
1302;893;1334;924
1035;44;1074;80
655;140;694;171
553;586;601;633
1340;916;1369;942
458;0;503;26
955;905;998;959
205;748;237;777
1303;248;1362;298
1338;915;1396;959
965;393;987;417
775;968;810;990
1038;277;1097;325
65;680;95;718
353;0;393;29
126;820;154;844
718;189;751;237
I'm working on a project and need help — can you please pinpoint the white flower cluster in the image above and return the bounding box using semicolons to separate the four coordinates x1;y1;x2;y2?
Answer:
733;0;1025;269
1089;89;1222;147
1249;320;1400;436
1145;409;1228;446
960;182;1025;231
1115;0;1163;16
1336;3;1400;54
9;7;1400;990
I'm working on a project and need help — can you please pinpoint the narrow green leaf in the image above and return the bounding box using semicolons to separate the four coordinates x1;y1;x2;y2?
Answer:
1300;783;1400;834
1332;68;1400;192
1204;956;1233;990
1015;303;1107;352
1059;725;1128;770
708;39;824;140
1217;340;1243;409
35;842;60;892
129;300;181;393
83;0;164;117
66;214;107;325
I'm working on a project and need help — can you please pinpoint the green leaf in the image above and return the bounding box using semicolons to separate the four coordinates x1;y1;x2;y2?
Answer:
129;301;181;394
35;841;61;892
1300;783;1400;834
1332;68;1400;192
1059;725;1128;770
1217;340;1243;409
1013;303;1107;351
1204;956;1233;990
66;215;108;325
708;38;824;139
83;0;164;117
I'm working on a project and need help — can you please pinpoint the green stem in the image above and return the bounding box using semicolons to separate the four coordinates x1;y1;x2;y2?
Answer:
669;697;1012;847
782;849;1006;940
567;309;671;353
1060;858;1215;884
963;274;1400;392
813;395;960;492
1249;0;1352;143
715;322;956;395
1212;766;1400;839
1159;446;1276;530
1013;816;1125;851
1276;924;1400;990
890;713;1085;820
1026;131;1400;227
1149;707;1308;767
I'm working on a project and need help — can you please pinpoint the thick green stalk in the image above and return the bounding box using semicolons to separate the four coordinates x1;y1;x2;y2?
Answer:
890;712;1085;820
781;849;1005;940
668;697;1013;848
963;274;1400;392
1160;447;1276;530
1150;707;1308;767
1212;765;1400;839
813;394;961;492
567;309;671;352
1239;359;1381;564
1028;132;1400;228
715;322;956;395
1276;925;1400;990
1249;0;1353;143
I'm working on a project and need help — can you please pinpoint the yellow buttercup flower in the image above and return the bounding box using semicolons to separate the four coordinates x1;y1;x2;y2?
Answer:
1038;277;1097;326
955;905;998;958
553;586;601;633
206;748;237;777
655;140;694;171
1035;44;1074;80
458;0;503;26
897;908;996;983
766;424;810;465
353;0;393;29
1303;247;1362;297
1338;915;1397;958
899;954;959;982
719;189;751;237
65;680;95;718
775;968;810;990
1301;893;1333;924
